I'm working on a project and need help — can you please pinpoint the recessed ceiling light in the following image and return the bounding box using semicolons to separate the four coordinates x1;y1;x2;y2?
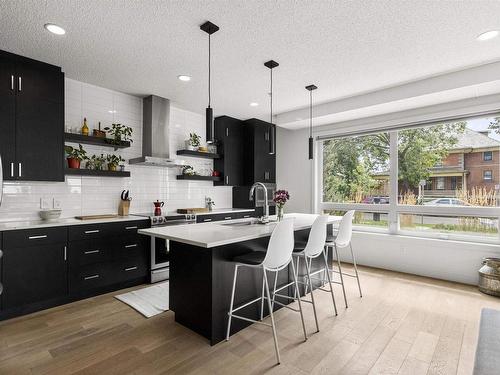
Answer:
177;75;191;82
44;23;66;35
108;110;117;114
250;102;259;107
476;30;499;41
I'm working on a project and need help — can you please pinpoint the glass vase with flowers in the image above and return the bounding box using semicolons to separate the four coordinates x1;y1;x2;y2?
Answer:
273;190;290;221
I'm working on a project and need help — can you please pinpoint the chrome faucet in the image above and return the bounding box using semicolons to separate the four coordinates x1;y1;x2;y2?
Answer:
249;182;269;223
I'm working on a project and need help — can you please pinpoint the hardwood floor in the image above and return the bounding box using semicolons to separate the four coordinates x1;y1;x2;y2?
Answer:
1;265;499;374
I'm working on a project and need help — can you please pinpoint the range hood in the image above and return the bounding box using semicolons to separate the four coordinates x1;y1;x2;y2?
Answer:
129;95;183;167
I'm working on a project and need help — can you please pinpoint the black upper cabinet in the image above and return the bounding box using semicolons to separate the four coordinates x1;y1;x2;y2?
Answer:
0;50;64;181
214;116;245;186
0;54;16;181
243;118;276;184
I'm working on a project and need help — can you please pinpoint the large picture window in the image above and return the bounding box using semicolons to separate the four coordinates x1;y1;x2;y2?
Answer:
319;115;500;242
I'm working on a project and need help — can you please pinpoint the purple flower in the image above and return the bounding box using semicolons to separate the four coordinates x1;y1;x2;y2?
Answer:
273;190;290;206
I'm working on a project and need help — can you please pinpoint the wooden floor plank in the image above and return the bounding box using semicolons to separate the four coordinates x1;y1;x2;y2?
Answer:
0;266;498;375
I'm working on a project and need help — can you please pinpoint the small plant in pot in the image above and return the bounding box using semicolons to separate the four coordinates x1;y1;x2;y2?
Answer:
181;165;196;176
65;144;87;169
185;132;201;151
87;154;106;170
106;154;125;171
104;123;133;145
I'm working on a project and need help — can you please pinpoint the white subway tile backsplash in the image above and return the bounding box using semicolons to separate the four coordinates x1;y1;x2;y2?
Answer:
0;78;231;222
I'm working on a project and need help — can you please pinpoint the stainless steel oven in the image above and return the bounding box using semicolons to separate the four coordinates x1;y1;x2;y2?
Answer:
133;213;196;283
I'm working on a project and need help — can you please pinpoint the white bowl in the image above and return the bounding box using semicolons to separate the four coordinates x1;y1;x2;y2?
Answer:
39;209;62;221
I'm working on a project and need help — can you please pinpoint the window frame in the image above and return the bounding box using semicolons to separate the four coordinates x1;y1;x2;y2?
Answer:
484;170;493;181
484;151;493;161
317;129;500;244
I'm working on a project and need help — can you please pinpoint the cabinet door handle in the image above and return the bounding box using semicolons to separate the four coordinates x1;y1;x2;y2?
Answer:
64;246;67;261
226;128;229;137
243;215;250;218
125;266;138;272
10;162;14;177
28;235;47;240
203;218;212;222
224;216;232;220
265;131;269;141
18;76;21;92
10;75;14;91
225;175;229;185
125;226;138;230
0;282;3;296
84;249;100;255
125;244;137;248
18;163;22;177
84;274;99;280
84;229;99;234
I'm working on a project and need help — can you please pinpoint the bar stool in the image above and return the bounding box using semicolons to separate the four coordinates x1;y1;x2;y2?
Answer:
226;218;307;365
324;210;362;308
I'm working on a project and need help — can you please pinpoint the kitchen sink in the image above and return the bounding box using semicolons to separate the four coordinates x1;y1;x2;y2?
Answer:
220;219;276;227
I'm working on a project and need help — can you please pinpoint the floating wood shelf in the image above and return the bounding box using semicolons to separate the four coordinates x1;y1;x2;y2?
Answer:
176;150;221;159
65;168;130;177
176;175;222;182
64;133;131;149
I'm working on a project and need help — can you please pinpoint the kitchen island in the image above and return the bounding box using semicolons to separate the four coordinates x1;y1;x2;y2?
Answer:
139;213;341;344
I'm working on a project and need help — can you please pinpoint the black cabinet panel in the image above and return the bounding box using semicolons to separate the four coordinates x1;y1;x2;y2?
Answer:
214;116;245;186
2;243;67;309
16;95;64;181
4;227;67;248
0;54;16;181
0;49;64;182
243;118;276;184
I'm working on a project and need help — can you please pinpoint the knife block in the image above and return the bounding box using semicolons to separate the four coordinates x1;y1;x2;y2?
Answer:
118;200;130;216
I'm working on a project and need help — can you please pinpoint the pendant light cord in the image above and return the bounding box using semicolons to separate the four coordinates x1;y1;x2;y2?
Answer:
270;68;273;124
309;90;312;137
208;34;211;107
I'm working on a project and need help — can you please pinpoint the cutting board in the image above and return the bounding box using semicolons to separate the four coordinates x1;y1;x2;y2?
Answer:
75;214;119;220
177;208;209;214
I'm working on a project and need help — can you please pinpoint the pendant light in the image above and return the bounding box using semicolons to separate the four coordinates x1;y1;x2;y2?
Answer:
264;60;279;154
200;21;219;144
305;84;317;160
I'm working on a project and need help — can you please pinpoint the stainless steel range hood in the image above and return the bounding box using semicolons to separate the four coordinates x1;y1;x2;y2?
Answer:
129;95;183;167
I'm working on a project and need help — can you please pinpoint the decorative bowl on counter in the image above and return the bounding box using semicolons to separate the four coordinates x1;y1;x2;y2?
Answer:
39;209;62;221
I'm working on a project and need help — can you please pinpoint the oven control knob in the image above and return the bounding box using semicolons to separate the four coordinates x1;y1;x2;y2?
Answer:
152;217;157;224
158;217;164;223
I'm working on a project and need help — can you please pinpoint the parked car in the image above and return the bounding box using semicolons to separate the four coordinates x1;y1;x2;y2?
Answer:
423;198;469;206
362;196;389;204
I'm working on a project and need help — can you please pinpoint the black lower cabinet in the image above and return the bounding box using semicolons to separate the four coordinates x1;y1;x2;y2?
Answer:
1;228;68;312
0;219;150;321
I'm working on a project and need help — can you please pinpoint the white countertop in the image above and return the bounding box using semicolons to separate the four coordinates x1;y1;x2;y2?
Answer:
0;215;147;232
138;213;342;248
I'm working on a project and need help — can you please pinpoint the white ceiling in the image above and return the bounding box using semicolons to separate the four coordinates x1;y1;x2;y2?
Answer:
2;0;500;128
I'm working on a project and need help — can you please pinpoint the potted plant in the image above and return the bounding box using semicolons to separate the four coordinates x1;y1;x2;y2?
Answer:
182;165;196;176
87;154;106;170
273;190;290;221
64;144;87;169
185;132;201;151
106;154;125;171
104;123;133;145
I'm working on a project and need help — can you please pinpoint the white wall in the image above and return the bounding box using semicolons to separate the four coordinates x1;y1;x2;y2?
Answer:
276;127;313;214
0;78;232;222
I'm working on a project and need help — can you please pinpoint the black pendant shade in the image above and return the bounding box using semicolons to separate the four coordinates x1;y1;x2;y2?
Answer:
201;21;219;144
306;84;317;160
264;60;279;155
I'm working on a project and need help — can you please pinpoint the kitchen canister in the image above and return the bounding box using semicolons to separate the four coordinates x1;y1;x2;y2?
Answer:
478;258;500;296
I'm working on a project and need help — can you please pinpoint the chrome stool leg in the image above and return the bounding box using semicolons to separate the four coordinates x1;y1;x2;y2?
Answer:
226;265;239;341
350;243;362;298
335;244;348;308
263;268;281;364
305;256;320;332
323;249;338;316
290;258;308;342
260;272;265;321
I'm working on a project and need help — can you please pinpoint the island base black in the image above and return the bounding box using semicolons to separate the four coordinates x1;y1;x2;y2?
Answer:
169;227;333;345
